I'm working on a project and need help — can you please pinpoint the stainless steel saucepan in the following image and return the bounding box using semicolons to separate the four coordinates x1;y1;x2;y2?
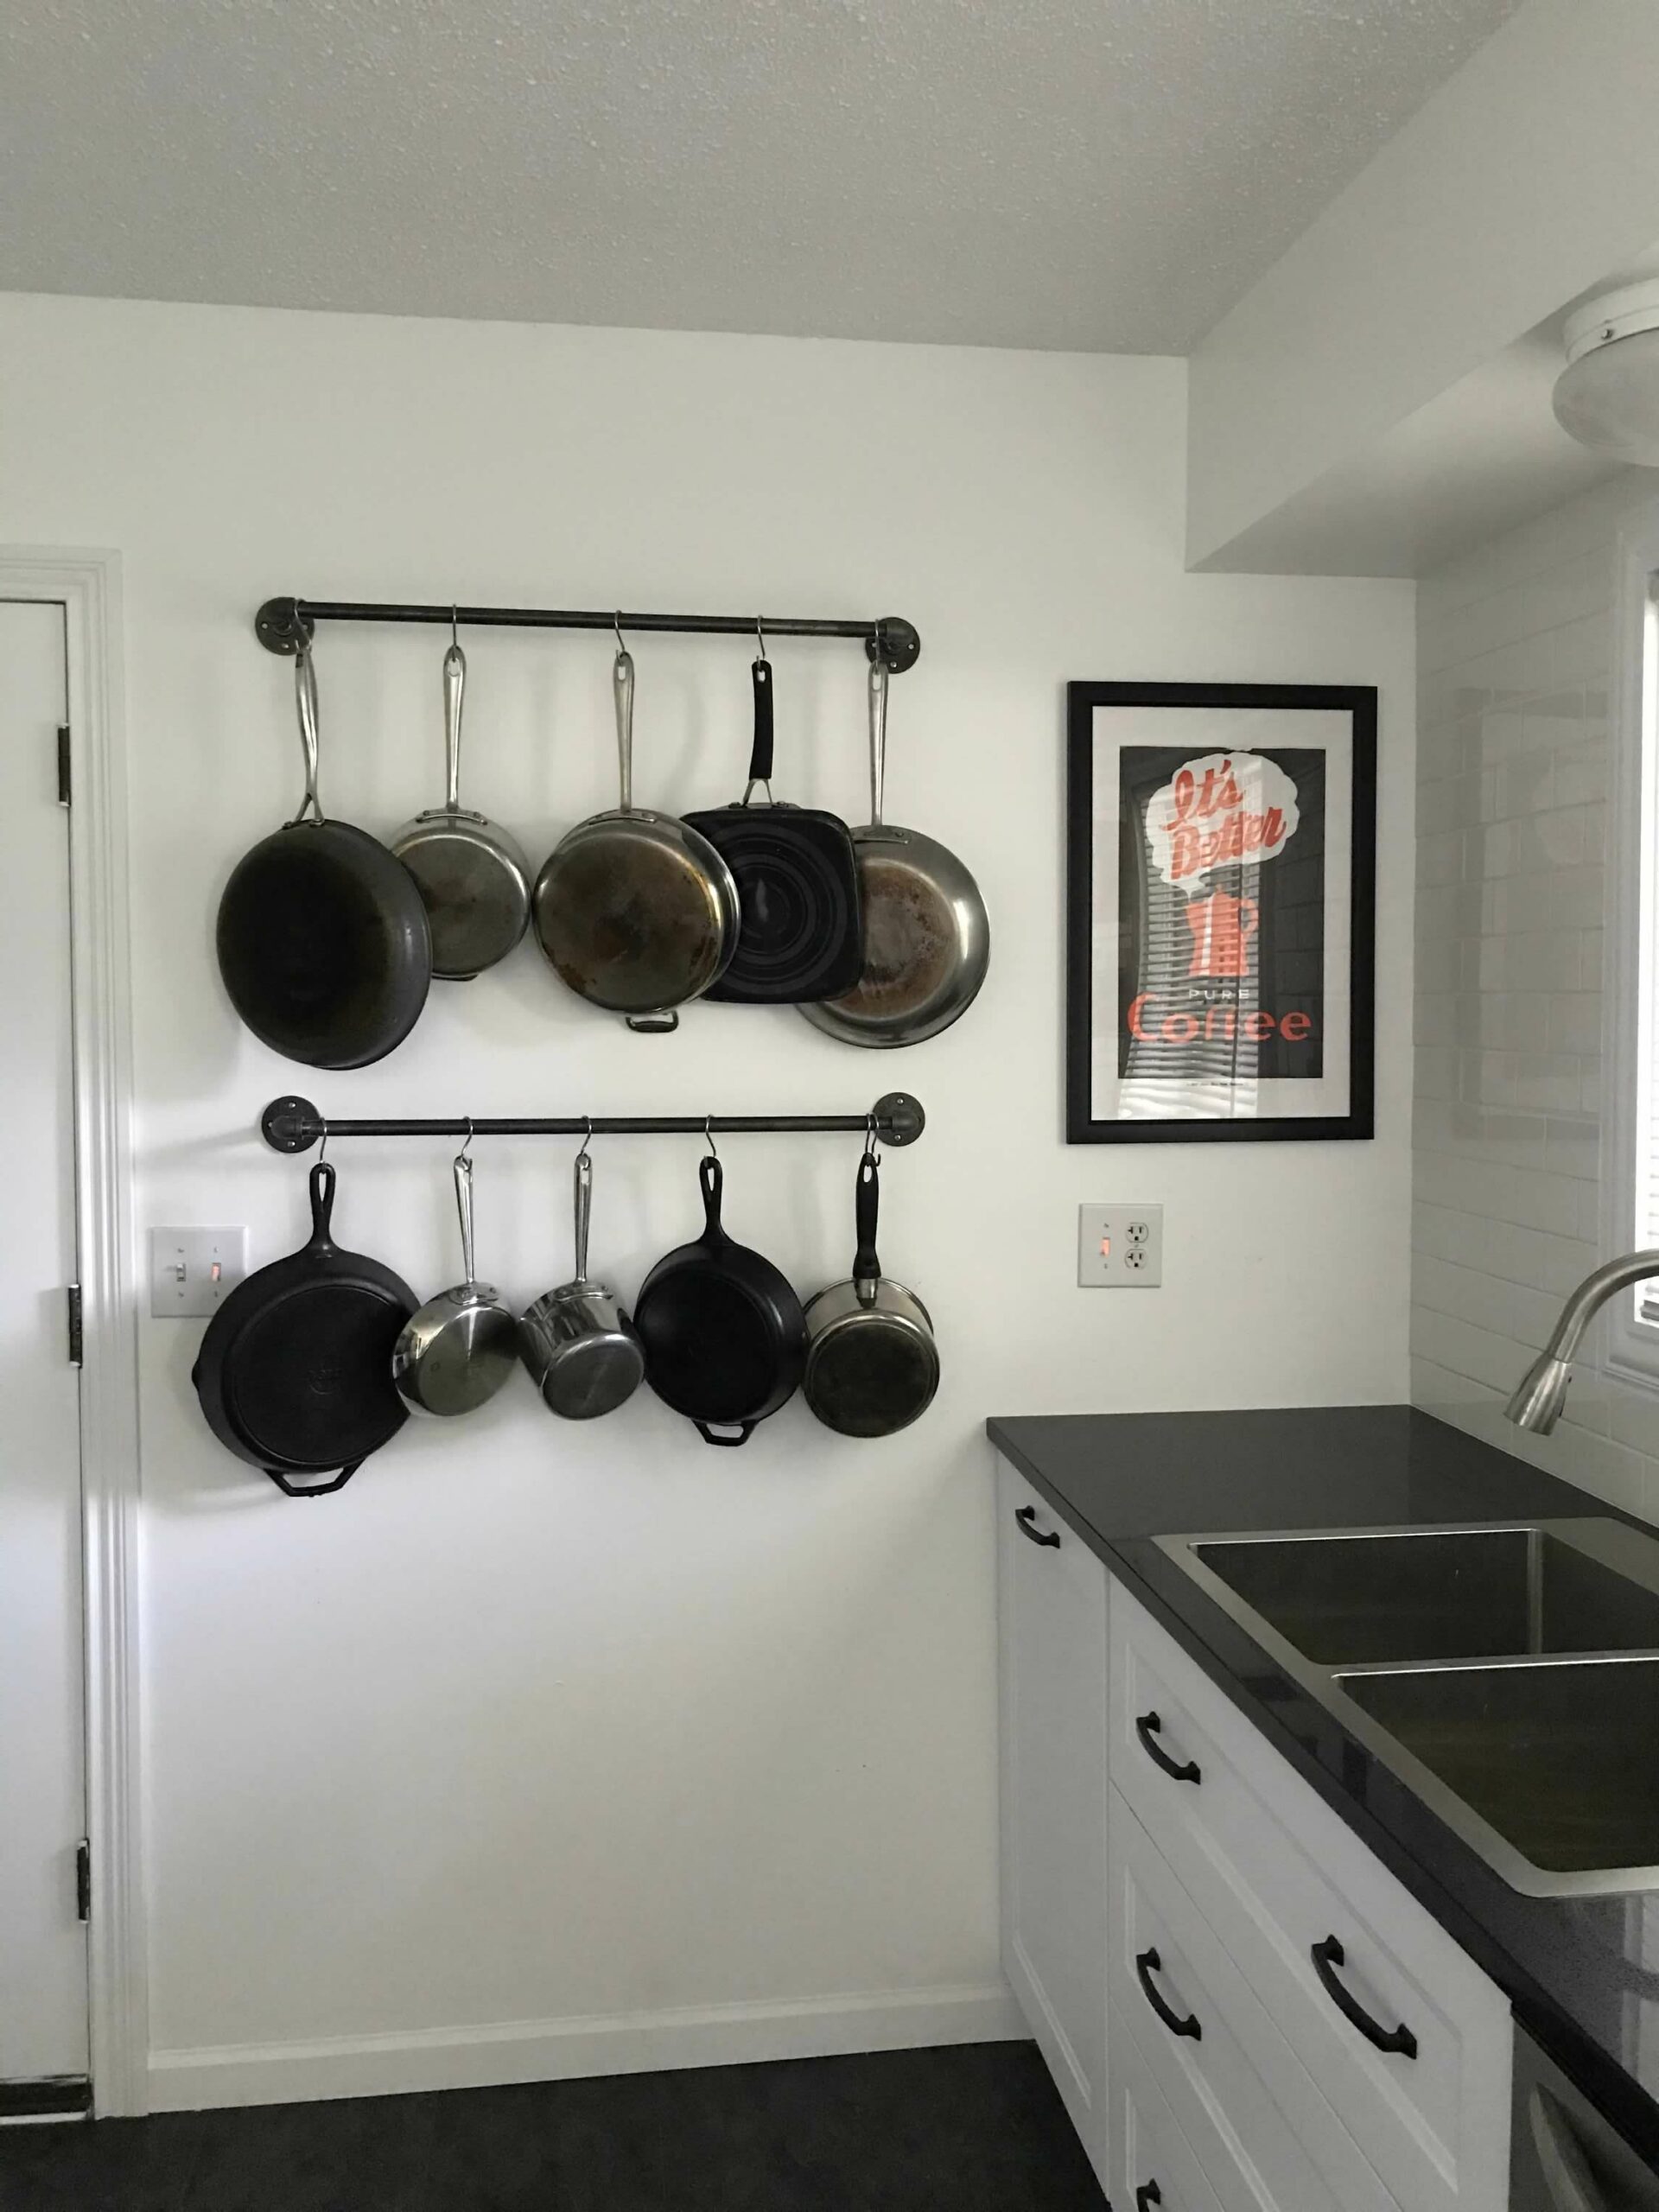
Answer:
391;638;532;980
800;658;989;1048
391;1152;519;1415
518;1146;645;1419
803;1146;938;1436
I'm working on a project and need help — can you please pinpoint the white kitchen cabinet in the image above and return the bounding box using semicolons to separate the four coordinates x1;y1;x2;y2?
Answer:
995;1458;1110;2191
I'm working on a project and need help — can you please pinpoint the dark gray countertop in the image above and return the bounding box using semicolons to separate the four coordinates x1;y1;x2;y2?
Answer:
987;1404;1659;2160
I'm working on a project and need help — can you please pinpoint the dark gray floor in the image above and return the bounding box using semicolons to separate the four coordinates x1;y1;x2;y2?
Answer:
0;2042;1106;2210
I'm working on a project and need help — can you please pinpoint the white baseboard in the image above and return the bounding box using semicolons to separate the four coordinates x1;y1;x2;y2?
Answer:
147;1981;1027;2113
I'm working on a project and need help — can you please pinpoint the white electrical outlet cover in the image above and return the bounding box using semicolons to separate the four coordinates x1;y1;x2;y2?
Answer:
149;1227;250;1319
1077;1205;1163;1288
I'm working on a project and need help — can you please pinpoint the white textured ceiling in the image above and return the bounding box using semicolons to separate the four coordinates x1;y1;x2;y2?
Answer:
3;0;1520;353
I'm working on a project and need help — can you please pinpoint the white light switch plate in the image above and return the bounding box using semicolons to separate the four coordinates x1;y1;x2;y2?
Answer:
1077;1204;1163;1287
149;1227;249;1318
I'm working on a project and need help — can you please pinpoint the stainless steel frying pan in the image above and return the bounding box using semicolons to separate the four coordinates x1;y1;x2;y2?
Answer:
531;645;740;1033
799;660;989;1048
518;1147;645;1420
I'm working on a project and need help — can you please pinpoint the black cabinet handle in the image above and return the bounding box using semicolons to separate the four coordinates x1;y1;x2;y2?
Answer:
1135;1947;1201;2041
1310;1936;1417;2059
1135;2184;1162;2211
1135;1710;1201;1785
1014;1505;1059;1548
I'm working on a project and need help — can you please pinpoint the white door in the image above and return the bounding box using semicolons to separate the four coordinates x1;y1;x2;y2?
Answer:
0;600;90;2089
995;1457;1110;2190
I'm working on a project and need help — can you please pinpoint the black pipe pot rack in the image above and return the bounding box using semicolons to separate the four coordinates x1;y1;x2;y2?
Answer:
255;597;921;673
262;1091;925;1154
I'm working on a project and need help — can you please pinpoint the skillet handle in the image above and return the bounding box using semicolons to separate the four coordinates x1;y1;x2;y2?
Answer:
264;1461;363;1497
442;642;467;811
613;646;634;812
290;646;325;825
699;1154;724;1236
743;657;774;803
694;1421;755;1448
868;658;887;830
854;1151;881;1303
308;1160;337;1249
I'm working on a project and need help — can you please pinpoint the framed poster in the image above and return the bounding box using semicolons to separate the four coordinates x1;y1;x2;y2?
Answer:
1065;683;1376;1144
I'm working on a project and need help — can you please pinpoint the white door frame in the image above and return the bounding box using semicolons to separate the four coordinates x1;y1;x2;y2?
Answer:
3;550;147;2116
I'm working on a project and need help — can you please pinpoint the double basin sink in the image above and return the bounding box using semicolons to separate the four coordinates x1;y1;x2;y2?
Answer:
1157;1519;1659;1897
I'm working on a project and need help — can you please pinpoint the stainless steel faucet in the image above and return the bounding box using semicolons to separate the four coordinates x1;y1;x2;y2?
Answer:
1506;1250;1659;1432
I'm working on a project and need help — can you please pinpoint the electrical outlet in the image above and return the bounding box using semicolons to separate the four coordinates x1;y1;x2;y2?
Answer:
149;1228;249;1318
1077;1205;1163;1288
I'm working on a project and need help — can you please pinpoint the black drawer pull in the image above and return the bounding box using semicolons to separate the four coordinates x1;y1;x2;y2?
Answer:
1310;1936;1417;2059
1135;1710;1201;1785
1014;1504;1060;1548
1135;1946;1201;2041
1135;2184;1162;2211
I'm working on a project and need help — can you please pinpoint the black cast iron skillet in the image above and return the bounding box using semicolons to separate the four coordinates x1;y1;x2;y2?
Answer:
633;1155;806;1445
686;652;863;1005
192;1161;417;1495
217;645;432;1069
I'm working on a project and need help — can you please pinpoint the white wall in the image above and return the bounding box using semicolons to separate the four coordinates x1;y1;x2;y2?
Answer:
1412;474;1659;1520
0;290;1415;2107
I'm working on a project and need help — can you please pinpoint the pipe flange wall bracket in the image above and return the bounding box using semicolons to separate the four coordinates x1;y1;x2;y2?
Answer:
255;597;316;657
262;1096;321;1153
874;1092;925;1147
868;618;921;676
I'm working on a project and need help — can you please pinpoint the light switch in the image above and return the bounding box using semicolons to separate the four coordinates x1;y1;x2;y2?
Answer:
149;1228;249;1318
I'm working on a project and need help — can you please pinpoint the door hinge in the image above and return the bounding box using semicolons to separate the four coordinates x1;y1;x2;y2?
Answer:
57;726;71;807
66;1285;83;1367
75;1840;91;1923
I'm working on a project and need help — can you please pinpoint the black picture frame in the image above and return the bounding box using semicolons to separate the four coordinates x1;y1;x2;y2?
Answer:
1065;682;1376;1145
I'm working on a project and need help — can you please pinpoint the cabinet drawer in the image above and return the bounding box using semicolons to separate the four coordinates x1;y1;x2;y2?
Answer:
1109;1789;1396;2212
1111;2013;1226;2212
1110;1581;1510;2212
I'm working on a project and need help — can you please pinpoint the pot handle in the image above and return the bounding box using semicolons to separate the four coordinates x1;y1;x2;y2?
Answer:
454;1152;477;1284
307;1160;337;1251
742;654;774;805
699;1154;724;1237
290;645;326;825
573;1148;593;1282
264;1461;362;1497
855;1151;881;1305
442;641;467;810
613;645;634;812
694;1421;756;1447
868;658;887;830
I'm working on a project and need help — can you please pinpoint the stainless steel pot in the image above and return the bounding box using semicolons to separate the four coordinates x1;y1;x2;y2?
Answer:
518;1148;645;1420
531;645;740;1032
803;1149;938;1437
391;640;532;980
391;1152;519;1416
799;659;989;1049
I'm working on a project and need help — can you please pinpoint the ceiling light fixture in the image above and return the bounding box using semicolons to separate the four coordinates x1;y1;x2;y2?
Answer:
1553;282;1659;465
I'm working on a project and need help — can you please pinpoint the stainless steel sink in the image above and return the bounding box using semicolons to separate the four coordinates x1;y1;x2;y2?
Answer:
1338;1656;1659;1884
1187;1523;1659;1665
1156;1519;1659;1897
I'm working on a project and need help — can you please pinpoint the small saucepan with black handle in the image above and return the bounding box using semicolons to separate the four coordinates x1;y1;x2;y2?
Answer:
803;1145;938;1436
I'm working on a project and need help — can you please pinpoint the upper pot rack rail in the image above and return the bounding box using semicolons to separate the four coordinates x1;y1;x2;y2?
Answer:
254;597;922;673
261;1091;926;1154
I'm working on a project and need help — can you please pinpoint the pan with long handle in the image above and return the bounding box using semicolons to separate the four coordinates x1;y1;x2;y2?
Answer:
799;659;988;1048
803;1147;939;1437
633;1155;805;1446
391;639;531;980
391;1152;519;1416
217;645;432;1068
531;645;741;1033
684;647;863;1004
192;1160;416;1495
518;1147;645;1419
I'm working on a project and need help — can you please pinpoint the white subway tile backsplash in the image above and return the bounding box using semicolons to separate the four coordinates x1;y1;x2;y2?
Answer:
1413;477;1659;1528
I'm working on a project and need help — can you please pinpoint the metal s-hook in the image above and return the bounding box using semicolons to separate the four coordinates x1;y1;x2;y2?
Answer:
704;1113;719;1160
864;1109;881;1165
316;1121;329;1166
613;610;626;656
754;613;767;662
575;1115;592;1164
450;603;459;651
456;1115;474;1166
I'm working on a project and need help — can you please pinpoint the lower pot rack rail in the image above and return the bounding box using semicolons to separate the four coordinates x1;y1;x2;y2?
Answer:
261;1093;926;1154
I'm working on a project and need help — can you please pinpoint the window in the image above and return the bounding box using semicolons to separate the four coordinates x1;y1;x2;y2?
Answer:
1607;518;1659;1384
